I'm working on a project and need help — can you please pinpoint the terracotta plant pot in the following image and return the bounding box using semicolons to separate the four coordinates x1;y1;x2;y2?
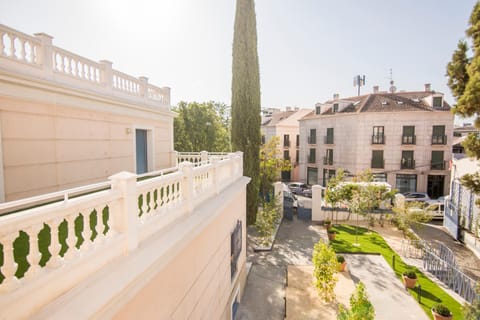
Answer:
338;261;347;272
431;310;452;320
327;232;336;241
403;275;417;289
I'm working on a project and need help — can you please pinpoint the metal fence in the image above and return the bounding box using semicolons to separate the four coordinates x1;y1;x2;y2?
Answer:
402;240;478;303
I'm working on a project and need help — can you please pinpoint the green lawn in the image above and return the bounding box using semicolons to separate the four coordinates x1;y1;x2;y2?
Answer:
330;224;464;320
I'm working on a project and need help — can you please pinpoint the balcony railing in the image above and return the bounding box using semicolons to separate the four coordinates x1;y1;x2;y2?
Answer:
323;157;333;166
0;152;243;301
324;136;334;144
402;135;416;145
432;135;447;145
307;136;316;144
371;159;385;169
372;134;385;144
401;159;415;169
431;160;446;170
0;24;170;108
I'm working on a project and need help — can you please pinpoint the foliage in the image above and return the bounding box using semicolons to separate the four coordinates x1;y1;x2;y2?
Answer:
392;201;432;238
463;284;480;320
255;198;281;245
330;225;463;318
433;304;452;317
403;270;417;279
325;169;347;221
259;137;291;200
312;240;338;302
337;255;345;263
337;282;375;320
173;101;230;152
231;0;261;225
446;40;470;101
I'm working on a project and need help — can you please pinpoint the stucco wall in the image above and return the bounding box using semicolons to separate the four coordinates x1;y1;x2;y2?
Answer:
113;183;248;320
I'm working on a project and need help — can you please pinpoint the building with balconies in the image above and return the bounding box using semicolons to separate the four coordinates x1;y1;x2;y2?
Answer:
298;85;454;198
0;24;249;320
261;107;312;181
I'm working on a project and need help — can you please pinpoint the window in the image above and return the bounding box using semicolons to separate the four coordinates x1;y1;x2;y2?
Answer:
371;150;384;168
432;125;446;144
431;151;445;170
308;148;316;163
296;134;299;147
295;149;299;164
308;129;316;144
315;106;321;114
324;149;333;165
333;103;339;113
402;126;415;144
433;96;443;108
284;150;290;161
307;167;318;185
283;134;290;147
372;126;385;144
401;151;415;169
325;128;334;144
230;221;242;280
396;174;417;193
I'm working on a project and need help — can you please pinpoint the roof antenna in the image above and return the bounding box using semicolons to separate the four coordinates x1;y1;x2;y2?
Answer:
353;75;366;96
388;68;396;93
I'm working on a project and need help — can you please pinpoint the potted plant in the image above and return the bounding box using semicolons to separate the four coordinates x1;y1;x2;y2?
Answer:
324;219;332;229
402;270;417;289
327;229;336;241
431;304;452;320
337;255;347;272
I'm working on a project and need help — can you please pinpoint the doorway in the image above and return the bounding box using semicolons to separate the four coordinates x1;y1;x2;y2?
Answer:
427;175;445;199
135;129;149;174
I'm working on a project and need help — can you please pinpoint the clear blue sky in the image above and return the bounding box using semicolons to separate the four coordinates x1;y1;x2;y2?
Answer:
0;1;477;116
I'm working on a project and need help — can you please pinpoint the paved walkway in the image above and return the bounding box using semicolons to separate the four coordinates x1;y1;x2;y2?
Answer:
238;217;431;320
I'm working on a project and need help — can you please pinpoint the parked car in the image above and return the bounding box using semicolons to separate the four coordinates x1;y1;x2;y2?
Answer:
283;183;298;208
403;192;431;202
288;182;309;196
409;200;444;220
300;188;312;198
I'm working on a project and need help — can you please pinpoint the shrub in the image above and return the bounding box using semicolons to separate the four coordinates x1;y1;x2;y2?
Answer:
463;284;480;320
337;255;345;263
255;198;281;244
338;282;375;320
312;240;338;302
403;270;417;279
433;304;452;317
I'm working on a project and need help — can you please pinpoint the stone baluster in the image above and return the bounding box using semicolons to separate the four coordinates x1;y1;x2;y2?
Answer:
179;162;194;214
93;206;103;243
149;190;156;212
19;39;26;61
141;192;149;215
9;34;15;57
64;214;78;260
82;212;93;251
0;30;5;56
47;218;64;268
25;224;43;278
0;232;19;292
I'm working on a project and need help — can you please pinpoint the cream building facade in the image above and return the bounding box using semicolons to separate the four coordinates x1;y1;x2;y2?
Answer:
299;85;454;198
261;107;312;181
0;24;175;202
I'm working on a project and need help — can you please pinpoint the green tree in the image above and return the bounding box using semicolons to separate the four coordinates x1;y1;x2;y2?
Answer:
463;284;480;320
325;169;346;223
392;200;432;238
312;240;338;302
231;0;261;225
173;101;230;152
338;282;375;320
259;137;291;201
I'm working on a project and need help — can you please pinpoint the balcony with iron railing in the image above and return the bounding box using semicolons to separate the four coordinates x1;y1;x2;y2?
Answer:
372;134;385;144
432;135;447;145
324;136;334;144
0;152;244;317
307;136;316;144
401;158;415;169
402;135;416;145
323;157;333;166
431;160;446;170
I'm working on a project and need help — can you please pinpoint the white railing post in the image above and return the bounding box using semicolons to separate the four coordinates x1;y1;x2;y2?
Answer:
139;76;148;99
100;60;113;91
273;182;283;216
171;150;179;167
109;171;139;253
312;185;323;222
179;162;194;214
211;156;220;195
34;32;53;78
200;151;208;164
0;232;19;292
162;86;171;106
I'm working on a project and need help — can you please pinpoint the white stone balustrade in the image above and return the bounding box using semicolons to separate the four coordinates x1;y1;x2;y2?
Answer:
0;24;170;108
0;152;243;309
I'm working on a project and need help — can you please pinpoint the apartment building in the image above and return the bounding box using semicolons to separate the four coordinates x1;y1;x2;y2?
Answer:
298;84;454;198
261;107;312;181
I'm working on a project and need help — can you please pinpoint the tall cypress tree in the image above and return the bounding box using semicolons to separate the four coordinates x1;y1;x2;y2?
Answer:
447;2;480;197
231;0;261;225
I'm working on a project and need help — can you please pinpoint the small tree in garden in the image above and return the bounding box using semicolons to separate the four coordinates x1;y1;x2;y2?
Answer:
338;282;375;320
325;169;346;223
255;196;281;245
392;201;431;238
312;240;338;302
462;284;480;320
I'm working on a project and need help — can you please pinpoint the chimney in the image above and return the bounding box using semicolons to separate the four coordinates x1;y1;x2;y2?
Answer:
333;93;339;100
424;83;431;92
373;86;379;94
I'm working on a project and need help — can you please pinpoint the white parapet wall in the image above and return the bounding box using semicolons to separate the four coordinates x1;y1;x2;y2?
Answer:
0;152;248;319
